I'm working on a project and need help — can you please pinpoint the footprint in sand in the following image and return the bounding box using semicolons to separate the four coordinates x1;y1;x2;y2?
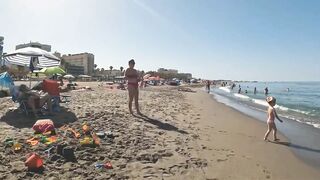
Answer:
218;130;227;133
216;158;228;162
262;168;272;179
168;164;188;175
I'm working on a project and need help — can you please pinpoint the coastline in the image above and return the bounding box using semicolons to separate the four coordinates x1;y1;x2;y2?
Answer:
0;83;319;179
183;89;320;179
211;89;320;168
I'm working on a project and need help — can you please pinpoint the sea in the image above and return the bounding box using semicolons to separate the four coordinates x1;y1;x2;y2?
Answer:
209;81;320;168
212;81;320;129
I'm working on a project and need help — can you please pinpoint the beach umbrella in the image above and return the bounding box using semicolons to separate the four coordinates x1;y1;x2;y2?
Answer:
40;66;66;76
0;71;14;88
2;47;60;69
78;75;91;78
64;74;75;79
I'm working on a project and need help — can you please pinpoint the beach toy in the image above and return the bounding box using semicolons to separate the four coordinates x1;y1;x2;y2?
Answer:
27;137;39;146
106;131;114;138
104;162;113;169
62;147;76;162
25;153;43;170
91;132;101;146
4;138;14;146
95;163;104;168
45;136;57;145
82;122;90;133
95;162;113;169
80;136;93;145
44;146;55;157
57;143;67;155
13;143;22;152
96;132;105;138
43;130;54;136
67;128;81;138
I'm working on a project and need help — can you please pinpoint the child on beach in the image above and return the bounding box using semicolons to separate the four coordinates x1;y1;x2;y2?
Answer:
264;96;283;141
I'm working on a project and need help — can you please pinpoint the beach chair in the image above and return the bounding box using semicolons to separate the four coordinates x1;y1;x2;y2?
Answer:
42;79;71;111
10;86;44;116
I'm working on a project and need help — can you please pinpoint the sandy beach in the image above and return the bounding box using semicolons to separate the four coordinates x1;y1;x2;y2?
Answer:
0;82;319;179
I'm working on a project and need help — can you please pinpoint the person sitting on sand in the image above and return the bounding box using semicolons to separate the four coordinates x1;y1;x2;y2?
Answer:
264;96;283;141
125;59;142;115
18;84;53;118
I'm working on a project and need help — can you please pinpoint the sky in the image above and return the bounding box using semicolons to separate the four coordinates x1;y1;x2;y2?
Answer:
0;0;319;81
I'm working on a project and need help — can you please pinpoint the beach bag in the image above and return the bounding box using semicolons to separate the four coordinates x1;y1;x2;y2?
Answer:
32;119;55;133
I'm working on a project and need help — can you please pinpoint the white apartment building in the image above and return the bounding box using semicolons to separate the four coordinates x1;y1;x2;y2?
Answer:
62;53;94;76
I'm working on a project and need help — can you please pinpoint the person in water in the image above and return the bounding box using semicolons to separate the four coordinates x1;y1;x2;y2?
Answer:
125;59;141;115
264;87;269;95
264;96;283;141
254;87;257;94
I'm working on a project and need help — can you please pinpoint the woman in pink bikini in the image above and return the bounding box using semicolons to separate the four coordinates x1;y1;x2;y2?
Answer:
125;59;142;115
264;96;283;141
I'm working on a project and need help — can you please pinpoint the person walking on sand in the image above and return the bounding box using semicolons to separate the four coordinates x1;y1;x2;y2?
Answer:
206;80;211;92
125;59;142;115
264;96;283;141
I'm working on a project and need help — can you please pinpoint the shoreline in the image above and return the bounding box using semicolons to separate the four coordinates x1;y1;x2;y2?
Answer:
183;89;320;179
210;89;320;168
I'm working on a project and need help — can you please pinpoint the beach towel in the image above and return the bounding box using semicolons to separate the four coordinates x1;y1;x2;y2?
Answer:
32;119;55;133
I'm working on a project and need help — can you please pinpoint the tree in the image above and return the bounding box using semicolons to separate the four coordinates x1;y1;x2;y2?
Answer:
109;66;113;80
120;66;124;76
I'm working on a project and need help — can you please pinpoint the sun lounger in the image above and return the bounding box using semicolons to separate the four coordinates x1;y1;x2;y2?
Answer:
10;86;46;116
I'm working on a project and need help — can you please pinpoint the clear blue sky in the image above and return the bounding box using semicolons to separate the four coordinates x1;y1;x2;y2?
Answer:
1;0;319;81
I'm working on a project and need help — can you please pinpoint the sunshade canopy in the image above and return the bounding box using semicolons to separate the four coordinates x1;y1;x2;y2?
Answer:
40;66;66;76
2;47;60;68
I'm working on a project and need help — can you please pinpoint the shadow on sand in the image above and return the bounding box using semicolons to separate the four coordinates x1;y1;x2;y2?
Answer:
0;107;77;129
134;113;188;134
272;141;320;154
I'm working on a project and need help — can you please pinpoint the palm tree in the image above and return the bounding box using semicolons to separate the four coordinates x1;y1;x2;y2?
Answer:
109;66;113;80
93;64;98;75
120;66;124;76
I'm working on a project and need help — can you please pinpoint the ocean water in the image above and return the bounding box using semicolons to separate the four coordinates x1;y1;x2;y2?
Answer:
212;82;320;129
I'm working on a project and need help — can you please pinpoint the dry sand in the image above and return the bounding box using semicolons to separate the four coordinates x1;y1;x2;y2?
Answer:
0;82;319;179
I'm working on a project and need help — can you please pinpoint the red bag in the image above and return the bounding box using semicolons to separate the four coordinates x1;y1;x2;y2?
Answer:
32;119;55;133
